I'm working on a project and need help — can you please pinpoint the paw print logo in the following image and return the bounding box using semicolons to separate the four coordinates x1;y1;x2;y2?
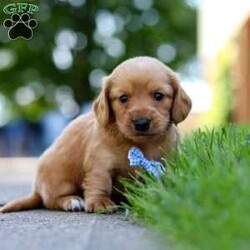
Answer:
3;13;38;40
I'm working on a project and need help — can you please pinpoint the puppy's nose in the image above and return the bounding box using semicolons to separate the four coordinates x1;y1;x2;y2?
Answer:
133;118;151;132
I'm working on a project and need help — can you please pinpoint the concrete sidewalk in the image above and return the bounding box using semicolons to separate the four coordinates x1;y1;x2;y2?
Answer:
0;158;166;250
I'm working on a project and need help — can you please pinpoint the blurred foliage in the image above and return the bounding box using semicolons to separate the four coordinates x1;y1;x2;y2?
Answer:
0;0;197;122
204;41;235;126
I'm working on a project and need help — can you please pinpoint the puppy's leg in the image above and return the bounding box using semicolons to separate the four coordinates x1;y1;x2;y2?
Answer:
43;195;85;212
83;170;116;213
42;183;84;212
55;195;85;212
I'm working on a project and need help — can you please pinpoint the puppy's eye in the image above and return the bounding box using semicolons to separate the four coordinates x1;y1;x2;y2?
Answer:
154;92;165;101
119;95;129;104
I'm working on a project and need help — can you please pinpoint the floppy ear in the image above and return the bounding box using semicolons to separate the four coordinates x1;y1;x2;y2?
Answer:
93;76;113;127
170;74;192;124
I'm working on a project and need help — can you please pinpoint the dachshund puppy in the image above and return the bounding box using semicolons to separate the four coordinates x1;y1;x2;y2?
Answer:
0;56;192;213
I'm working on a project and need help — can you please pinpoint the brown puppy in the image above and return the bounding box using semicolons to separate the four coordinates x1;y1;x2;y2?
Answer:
0;56;192;213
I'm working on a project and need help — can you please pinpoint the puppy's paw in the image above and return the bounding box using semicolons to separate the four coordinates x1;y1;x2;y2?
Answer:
85;197;117;213
63;197;85;212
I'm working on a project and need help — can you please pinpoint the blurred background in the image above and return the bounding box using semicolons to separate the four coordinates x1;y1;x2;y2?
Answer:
0;0;249;157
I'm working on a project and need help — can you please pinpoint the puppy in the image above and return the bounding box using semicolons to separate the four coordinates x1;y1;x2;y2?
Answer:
0;56;192;213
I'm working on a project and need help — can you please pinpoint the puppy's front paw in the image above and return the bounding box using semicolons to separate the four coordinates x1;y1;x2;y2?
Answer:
85;197;117;213
63;197;85;212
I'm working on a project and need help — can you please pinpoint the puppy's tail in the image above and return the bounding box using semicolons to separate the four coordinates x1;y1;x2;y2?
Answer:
0;192;42;213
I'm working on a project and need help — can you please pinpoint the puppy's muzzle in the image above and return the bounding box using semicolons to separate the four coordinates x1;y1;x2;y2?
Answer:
133;118;151;132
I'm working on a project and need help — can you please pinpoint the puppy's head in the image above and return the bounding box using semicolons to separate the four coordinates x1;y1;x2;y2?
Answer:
94;57;192;141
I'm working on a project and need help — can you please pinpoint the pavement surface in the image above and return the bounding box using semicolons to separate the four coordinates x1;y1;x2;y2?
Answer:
0;158;167;250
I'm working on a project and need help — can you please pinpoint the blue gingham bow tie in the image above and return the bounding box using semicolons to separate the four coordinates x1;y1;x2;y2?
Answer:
128;147;165;179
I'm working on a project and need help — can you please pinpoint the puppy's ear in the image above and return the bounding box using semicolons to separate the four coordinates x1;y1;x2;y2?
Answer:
170;74;192;124
93;76;113;127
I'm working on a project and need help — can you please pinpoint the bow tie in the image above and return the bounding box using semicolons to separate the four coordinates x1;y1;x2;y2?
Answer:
128;147;165;179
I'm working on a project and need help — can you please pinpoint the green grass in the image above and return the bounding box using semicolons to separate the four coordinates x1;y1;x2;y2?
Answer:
123;126;250;250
